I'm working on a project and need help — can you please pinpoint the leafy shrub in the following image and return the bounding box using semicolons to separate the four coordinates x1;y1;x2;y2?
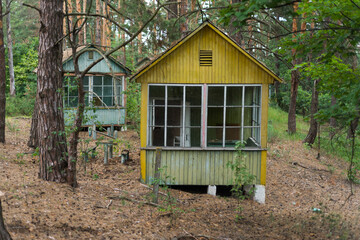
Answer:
6;82;36;117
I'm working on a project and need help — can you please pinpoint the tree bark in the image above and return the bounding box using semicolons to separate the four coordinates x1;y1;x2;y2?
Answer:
5;0;15;97
83;0;87;44
0;199;12;240
76;0;83;45
329;95;336;140
0;0;6;144
288;2;299;134
27;99;39;149
180;0;187;36
303;79;319;145
37;0;68;182
95;0;102;45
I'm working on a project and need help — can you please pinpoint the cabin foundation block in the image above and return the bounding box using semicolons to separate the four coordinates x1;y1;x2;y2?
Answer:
207;185;217;196
254;185;265;204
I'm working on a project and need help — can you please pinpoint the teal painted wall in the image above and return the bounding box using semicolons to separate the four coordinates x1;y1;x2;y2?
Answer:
63;50;127;74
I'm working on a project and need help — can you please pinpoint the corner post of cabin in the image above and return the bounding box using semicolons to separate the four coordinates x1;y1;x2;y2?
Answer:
140;82;148;183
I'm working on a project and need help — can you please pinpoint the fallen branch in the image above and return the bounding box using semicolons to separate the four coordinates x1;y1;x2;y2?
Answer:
292;162;331;172
140;183;167;197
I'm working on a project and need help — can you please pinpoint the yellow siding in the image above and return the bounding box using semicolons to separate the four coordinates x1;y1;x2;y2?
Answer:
140;83;148;148
137;26;276;85
260;150;267;185
146;150;262;185
140;150;146;182
261;84;269;148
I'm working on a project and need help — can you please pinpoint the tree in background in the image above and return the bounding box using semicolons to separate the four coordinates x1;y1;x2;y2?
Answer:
0;0;6;144
5;0;15;97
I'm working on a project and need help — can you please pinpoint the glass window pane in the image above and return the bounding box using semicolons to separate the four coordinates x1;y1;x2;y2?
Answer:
64;97;69;107
69;87;78;97
148;106;165;126
226;107;242;126
149;127;164;146
68;97;78;107
83;76;89;85
244;127;260;147
207;107;223;126
245;86;261;106
103;97;112;106
227;86;242;106
167;86;183;105
207;128;223;147
104;76;112;85
166;127;182;147
103;86;113;96
185;107;201;127
93;86;102;96
225;127;241;147
244;107;255;126
186;86;201;106
93;76;102;85
149;86;165;100
186;128;201;147
167;107;182;126
208;86;224;106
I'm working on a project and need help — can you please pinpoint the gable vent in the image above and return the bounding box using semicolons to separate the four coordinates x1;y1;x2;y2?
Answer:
199;50;212;66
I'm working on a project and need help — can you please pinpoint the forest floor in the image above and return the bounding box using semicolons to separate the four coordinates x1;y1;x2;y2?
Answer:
0;117;360;240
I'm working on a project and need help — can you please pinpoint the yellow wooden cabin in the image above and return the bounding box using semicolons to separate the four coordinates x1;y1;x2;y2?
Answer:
131;21;281;202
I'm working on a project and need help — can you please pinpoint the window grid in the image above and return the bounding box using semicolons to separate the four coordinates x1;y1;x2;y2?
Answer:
64;76;123;108
147;84;261;148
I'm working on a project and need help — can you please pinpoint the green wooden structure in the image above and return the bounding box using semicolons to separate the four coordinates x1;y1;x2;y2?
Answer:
63;45;130;126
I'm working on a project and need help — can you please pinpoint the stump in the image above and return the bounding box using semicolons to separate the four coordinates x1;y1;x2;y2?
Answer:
0;192;12;240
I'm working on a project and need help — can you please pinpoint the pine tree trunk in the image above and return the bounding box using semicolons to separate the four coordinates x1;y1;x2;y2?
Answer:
83;0;87;44
76;0;83;45
288;2;299;134
180;0;187;36
27;99;38;149
95;0;101;45
303;79;319;145
0;197;12;240
329;95;336;139
5;0;15;97
0;0;6;144
37;0;68;182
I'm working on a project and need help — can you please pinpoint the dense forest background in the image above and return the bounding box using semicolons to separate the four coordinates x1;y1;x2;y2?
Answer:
1;0;360;183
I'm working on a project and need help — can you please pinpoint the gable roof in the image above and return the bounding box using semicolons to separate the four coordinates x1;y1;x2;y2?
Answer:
131;21;282;83
63;45;131;75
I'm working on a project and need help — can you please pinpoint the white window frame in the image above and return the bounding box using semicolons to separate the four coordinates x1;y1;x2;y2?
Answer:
147;83;262;149
64;75;124;108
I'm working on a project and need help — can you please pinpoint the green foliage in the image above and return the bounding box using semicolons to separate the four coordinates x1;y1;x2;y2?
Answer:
124;80;141;132
11;38;39;95
5;81;36;117
227;141;256;200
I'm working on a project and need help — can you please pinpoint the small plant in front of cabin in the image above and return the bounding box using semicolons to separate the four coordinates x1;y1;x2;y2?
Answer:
148;166;184;226
227;141;256;221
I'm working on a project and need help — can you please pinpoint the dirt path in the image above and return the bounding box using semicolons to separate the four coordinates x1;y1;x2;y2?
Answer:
0;118;359;239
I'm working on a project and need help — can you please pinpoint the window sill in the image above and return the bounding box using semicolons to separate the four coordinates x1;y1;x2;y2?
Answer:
142;147;266;151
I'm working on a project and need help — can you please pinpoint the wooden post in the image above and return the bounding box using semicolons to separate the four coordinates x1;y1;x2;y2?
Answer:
110;124;114;136
104;144;108;165
109;142;113;159
152;147;162;204
0;192;12;240
92;125;97;140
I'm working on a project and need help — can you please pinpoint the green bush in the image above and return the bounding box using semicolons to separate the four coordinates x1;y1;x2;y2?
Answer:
6;82;36;117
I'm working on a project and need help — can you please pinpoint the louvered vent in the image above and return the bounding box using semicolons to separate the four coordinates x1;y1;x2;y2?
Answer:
199;50;212;66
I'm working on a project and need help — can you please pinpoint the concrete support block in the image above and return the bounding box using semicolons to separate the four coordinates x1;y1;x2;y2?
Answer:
254;185;265;204
207;185;217;196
